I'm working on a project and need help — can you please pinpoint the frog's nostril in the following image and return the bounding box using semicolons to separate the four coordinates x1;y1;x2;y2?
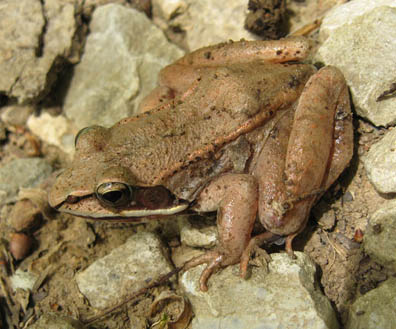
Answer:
66;195;80;204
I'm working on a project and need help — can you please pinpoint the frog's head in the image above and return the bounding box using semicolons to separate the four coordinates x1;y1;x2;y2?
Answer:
48;125;189;220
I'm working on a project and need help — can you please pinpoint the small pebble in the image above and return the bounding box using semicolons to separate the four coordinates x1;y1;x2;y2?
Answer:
354;229;364;243
9;233;33;260
342;191;354;202
9;199;42;232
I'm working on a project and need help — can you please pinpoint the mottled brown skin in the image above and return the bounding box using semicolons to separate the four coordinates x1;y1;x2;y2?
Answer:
49;37;353;291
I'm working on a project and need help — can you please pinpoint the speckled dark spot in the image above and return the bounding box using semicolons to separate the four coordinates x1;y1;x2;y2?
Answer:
372;224;382;235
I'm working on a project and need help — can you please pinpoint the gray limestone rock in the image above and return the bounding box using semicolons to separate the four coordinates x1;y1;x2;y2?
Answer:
363;129;396;194
180;252;339;329
0;0;77;102
75;232;174;309
63;4;184;129
320;0;396;41
316;6;396;126
0;158;52;206
346;277;396;329
363;200;396;271
152;0;258;51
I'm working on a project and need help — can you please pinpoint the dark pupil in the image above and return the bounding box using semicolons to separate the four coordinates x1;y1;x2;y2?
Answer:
102;190;124;203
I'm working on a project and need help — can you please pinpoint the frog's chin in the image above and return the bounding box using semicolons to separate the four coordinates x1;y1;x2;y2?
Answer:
57;201;190;221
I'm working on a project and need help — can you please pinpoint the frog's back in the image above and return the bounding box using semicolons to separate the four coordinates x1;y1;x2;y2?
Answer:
109;62;315;197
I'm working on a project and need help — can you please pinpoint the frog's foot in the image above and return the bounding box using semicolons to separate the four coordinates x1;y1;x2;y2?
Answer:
182;250;229;292
240;232;278;278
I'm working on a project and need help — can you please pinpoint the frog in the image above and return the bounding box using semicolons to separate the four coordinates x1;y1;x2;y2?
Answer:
49;37;353;291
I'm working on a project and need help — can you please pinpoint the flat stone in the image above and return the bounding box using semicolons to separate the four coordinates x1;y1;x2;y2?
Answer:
0;158;52;206
316;6;396;126
75;232;174;309
63;4;184;129
346;277;396;329
363;200;396;271
180;252;339;329
152;0;258;51
363;129;396;193
320;0;396;41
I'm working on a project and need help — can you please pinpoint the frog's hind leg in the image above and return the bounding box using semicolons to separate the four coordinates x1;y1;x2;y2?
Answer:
254;66;353;257
139;37;312;113
285;66;353;202
239;231;279;278
174;36;311;66
138;64;202;114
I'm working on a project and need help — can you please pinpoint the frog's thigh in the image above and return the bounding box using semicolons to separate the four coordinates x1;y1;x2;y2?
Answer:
194;173;258;262
285;66;351;197
323;73;353;189
138;86;175;113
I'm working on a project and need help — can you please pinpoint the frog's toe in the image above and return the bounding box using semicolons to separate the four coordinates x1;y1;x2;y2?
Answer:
182;250;225;291
240;231;281;278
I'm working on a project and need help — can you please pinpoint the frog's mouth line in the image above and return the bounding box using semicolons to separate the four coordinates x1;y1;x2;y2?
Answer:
56;196;190;221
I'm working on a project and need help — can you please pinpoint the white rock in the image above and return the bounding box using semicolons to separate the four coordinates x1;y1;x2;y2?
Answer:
10;269;38;292
316;6;396;126
180;218;217;248
320;0;396;41
64;4;184;129
363;129;396;193
27;112;78;157
75;232;174;309
180;252;339;329
152;0;258;51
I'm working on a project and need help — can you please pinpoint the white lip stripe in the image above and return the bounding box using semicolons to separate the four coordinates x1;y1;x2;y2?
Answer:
62;203;189;219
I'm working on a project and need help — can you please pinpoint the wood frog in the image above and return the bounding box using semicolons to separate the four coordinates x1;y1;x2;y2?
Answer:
49;37;353;291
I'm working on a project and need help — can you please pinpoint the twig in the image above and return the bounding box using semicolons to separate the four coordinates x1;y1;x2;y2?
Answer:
82;267;182;326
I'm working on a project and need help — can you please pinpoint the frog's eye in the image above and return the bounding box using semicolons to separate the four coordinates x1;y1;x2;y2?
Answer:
74;125;101;147
96;182;133;208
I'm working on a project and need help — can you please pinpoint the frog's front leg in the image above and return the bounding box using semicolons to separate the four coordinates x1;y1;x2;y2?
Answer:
184;174;258;291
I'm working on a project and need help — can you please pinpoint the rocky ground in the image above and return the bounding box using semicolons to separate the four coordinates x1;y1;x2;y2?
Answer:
0;0;395;328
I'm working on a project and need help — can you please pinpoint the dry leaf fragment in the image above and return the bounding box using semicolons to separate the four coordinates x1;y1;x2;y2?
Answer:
150;290;192;329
